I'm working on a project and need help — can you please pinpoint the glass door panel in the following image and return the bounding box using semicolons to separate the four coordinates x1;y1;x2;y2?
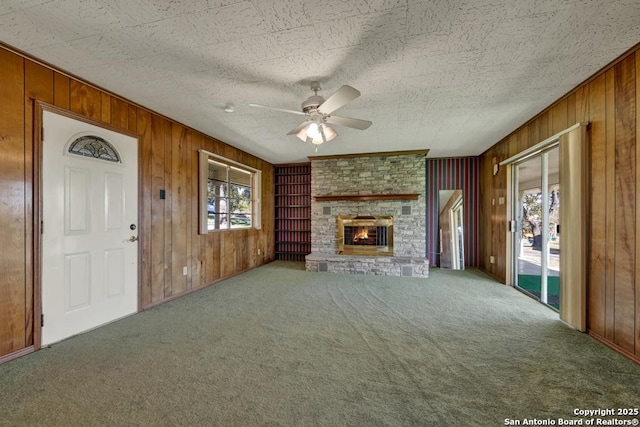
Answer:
515;155;543;303
546;147;560;310
513;145;560;311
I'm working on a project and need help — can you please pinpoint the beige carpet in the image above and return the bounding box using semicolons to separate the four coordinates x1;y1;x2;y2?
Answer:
1;261;639;426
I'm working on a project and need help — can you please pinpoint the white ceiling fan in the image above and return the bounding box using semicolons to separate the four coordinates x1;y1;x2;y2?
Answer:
249;81;372;147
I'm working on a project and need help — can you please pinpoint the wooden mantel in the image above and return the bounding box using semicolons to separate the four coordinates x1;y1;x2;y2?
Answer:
314;194;420;202
308;149;429;161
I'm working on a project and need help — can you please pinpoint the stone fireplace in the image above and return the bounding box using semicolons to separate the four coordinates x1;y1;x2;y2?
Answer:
305;151;429;277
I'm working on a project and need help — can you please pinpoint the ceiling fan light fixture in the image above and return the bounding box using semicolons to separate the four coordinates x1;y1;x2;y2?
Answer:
321;124;337;142
306;122;320;139
253;82;366;149
296;123;336;145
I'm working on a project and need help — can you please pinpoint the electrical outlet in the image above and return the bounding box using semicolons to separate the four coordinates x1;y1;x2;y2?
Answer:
490;256;495;264
499;196;505;205
182;266;188;276
257;248;261;255
492;198;495;206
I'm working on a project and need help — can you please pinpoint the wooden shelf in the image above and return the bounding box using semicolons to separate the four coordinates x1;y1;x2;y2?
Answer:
314;194;420;202
274;163;312;261
274;171;310;176
276;241;311;245
276;217;310;220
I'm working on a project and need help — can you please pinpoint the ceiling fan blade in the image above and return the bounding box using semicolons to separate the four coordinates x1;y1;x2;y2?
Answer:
317;85;360;115
249;103;306;116
326;115;372;130
287;120;312;135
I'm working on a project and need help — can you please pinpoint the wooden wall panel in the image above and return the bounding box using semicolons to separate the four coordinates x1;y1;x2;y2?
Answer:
261;161;275;261
567;93;576;125
170;123;187;296
26;62;54;102
528;118;540;151
24;61;54;347
588;74;606;336
190;133;205;290
100;92;111;124
507;134;518;158
551;98;568;135
636;52;640;357
208;233;218;282
489;144;497;276
53;73;69;109
613;57;636;353
137;109;152;308
576;85;590;123
495;142;508;281
204;137;218;285
248;233;257;269
479;152;493;273
163;119;173;298
128;105;137;133
149;114;166;303
538;113;550;141
0;50;26;356
184;130;192;290
221;233;235;278
479;48;640;362
110;97;128;130
605;69;616;340
520;125;531;153
70;81;101;120
237;231;248;272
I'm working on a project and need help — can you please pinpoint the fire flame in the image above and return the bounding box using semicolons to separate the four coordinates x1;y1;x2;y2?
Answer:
353;227;369;242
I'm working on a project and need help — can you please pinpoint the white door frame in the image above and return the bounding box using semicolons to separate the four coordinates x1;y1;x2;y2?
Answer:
33;102;142;349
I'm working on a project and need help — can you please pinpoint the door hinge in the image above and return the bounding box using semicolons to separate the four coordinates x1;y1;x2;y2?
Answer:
41;220;44;234
508;220;517;232
41;314;44;327
41;126;44;141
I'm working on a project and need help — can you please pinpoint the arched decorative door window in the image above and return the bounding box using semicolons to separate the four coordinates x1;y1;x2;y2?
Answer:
68;135;121;163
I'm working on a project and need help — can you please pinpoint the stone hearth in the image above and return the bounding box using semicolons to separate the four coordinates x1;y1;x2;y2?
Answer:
305;152;429;277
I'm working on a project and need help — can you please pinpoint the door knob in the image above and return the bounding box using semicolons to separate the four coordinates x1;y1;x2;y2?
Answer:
129;236;139;242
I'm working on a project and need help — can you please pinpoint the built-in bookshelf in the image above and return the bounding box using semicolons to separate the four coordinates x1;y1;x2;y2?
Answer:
274;163;311;261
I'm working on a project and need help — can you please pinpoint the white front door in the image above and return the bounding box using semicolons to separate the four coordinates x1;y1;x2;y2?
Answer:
42;110;138;346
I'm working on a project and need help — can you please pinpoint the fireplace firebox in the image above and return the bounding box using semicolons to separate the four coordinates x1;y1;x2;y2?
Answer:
337;215;393;256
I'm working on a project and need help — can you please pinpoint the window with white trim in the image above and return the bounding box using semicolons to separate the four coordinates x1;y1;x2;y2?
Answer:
199;150;261;233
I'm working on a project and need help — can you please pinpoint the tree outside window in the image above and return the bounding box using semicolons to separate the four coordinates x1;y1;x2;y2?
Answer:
521;185;559;251
207;160;252;230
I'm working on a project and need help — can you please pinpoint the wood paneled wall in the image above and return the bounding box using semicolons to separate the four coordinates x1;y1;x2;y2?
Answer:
479;46;639;362
0;45;275;360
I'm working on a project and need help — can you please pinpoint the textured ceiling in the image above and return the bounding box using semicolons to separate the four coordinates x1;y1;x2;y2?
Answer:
1;0;639;163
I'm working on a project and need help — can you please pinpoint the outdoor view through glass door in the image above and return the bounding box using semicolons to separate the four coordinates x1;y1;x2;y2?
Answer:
513;147;560;310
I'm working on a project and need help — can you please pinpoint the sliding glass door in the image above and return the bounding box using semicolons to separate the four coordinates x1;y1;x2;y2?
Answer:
512;147;560;310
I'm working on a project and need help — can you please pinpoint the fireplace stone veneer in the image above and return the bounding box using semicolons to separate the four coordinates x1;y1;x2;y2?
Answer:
305;152;429;277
